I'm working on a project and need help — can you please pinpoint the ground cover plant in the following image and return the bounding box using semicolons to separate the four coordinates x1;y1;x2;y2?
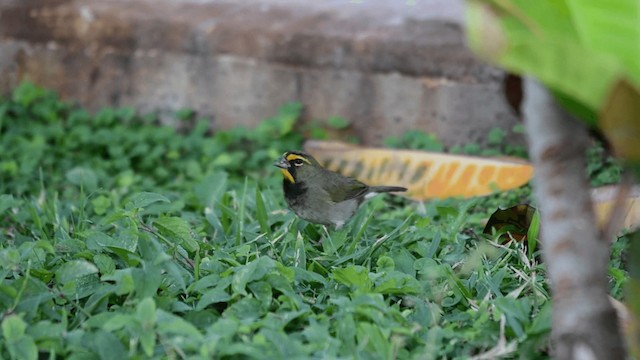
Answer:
0;83;627;359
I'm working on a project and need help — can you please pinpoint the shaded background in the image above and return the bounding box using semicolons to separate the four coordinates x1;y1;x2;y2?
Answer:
0;0;520;147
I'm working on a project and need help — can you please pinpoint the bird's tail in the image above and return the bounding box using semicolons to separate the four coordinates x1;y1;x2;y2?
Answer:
369;186;407;193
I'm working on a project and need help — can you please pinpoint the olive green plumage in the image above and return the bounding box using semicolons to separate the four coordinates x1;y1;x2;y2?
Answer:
274;151;407;229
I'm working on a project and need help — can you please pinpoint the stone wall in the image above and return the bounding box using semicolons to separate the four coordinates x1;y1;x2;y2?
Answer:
0;0;520;147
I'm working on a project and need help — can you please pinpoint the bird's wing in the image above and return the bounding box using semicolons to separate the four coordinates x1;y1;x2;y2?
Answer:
322;171;370;202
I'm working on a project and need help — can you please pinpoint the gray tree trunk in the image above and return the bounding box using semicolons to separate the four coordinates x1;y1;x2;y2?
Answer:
522;78;626;359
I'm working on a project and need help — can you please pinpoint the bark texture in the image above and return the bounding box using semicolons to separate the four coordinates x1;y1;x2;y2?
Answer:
522;78;626;359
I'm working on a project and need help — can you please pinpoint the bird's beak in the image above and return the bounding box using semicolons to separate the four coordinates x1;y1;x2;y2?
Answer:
273;157;290;169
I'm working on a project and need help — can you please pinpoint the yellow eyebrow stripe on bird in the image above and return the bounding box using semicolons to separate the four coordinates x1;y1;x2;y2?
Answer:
286;154;311;164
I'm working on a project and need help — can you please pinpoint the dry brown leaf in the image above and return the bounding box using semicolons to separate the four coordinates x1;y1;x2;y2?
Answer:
304;140;533;201
599;79;640;163
483;204;536;242
591;185;640;233
610;296;639;358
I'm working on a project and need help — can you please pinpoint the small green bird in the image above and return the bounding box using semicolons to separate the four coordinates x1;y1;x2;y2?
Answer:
274;151;407;229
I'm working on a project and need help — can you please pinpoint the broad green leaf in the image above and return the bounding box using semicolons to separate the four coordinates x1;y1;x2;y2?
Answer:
356;322;391;357
153;216;199;253
376;256;395;272
2;315;37;360
567;0;640;80
99;209;128;226
7;337;38;360
197;286;232;311
332;266;372;293
336;313;357;351
275;262;295;283
136;298;158;356
132;266;163;299
232;257;276;296
191;273;224;292
56;260;99;284
293;267;328;286
248;281;272;309
223;296;264;321
102;314;132;331
125;192;170;210
373;271;422;295
140;331;156;358
60;273;101;299
156;309;203;339
27;320;65;341
92;329;128;360
137;298;157;326
88;231;137;253
2;314;27;342
162;260;192;296
101;269;135;296
116;229;139;252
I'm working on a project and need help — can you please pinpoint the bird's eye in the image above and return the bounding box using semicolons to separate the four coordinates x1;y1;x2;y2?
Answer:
292;159;305;166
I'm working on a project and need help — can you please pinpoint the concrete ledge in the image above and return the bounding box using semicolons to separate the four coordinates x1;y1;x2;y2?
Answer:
0;0;519;146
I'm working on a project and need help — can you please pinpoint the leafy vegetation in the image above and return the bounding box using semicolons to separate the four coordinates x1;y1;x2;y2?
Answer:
384;125;530;159
466;0;640;169
0;83;626;359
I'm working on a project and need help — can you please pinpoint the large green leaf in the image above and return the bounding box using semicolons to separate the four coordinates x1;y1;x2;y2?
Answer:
2;315;38;360
153;216;199;253
466;0;624;114
466;0;640;162
125;192;170;211
56;260;99;283
567;0;640;82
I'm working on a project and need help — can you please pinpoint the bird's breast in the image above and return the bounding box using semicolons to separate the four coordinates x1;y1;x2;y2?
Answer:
283;180;307;202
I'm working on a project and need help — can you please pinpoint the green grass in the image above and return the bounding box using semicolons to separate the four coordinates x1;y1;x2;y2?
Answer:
0;83;626;359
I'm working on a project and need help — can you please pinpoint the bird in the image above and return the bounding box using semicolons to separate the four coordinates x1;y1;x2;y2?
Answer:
274;151;407;229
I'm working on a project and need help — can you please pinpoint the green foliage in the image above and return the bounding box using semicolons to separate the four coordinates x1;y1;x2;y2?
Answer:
587;143;623;187
466;0;640;169
0;83;627;359
303;116;355;142
466;0;640;119
327;116;350;130
384;130;445;152
384;126;530;159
